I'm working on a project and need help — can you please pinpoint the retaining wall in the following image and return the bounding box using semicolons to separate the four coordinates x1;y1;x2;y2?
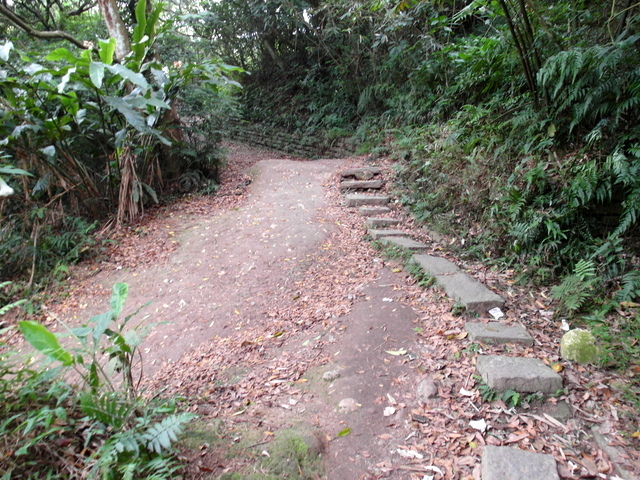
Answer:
225;121;359;159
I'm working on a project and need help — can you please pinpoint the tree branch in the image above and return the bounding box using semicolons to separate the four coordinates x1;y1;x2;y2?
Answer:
0;4;90;50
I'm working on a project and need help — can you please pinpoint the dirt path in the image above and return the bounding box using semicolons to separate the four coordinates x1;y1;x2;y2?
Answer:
50;143;640;480
53;143;439;479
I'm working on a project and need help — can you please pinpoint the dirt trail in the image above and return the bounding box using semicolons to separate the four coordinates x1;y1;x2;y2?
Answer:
49;143;640;480
54;144;435;479
98;157;343;377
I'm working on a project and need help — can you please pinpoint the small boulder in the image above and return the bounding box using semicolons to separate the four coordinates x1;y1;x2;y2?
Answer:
323;370;341;382
338;398;360;412
561;328;598;364
417;377;438;403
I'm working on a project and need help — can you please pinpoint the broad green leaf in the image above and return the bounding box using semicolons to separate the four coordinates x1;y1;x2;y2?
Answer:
104;96;147;132
89;62;105;88
0;41;13;61
91;311;113;344
57;66;76;93
110;283;128;319
46;48;78;64
70;326;93;338
106;64;148;88
80;49;92;62
59;91;79;116
134;0;148;44
0;165;32;176
141;182;158;203
98;38;116;65
18;321;73;365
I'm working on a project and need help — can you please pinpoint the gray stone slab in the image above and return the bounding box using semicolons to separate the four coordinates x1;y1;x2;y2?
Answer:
476;355;563;394
482;445;559;480
368;229;408;240
340;167;382;178
436;273;504;313
345;194;390;207
412;255;503;313
591;427;637;480
359;206;390;216
366;217;402;228
378;236;429;252
465;322;534;346
412;254;461;275
339;180;382;191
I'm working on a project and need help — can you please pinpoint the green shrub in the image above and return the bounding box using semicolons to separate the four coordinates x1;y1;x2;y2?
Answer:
0;283;194;478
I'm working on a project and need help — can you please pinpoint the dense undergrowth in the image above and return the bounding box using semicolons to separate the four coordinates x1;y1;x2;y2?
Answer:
192;0;640;379
0;283;192;478
0;0;240;291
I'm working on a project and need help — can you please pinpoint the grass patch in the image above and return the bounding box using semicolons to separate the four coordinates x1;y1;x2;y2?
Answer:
211;426;325;480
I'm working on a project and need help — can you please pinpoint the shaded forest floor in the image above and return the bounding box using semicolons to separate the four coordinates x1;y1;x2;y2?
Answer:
41;143;640;479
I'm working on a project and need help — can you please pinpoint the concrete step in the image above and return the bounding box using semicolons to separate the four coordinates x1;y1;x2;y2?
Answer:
476;355;563;394
340;167;382;180
339;180;382;192
359;206;391;216
412;254;504;314
465;321;534;346
358;206;391;217
378;236;429;252
368;229;408;240
482;446;559;480
366;217;402;228
345;194;390;207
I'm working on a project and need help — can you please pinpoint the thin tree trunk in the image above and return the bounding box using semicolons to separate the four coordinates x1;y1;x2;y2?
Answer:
499;0;539;106
97;0;131;61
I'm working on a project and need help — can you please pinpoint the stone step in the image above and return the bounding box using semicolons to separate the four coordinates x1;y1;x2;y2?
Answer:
359;206;391;216
412;254;504;313
345;194;390;207
339;180;382;192
378;236;429;252
366;217;402;228
465;321;534;346
340;167;382;180
476;355;563;394
368;229;408;240
482;446;559;480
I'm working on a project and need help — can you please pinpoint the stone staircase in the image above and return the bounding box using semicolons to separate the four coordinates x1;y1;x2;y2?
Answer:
339;166;564;479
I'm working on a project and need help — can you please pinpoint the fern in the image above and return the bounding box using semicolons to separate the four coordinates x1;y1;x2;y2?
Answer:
551;259;598;316
80;392;135;430
615;270;640;303
143;413;195;454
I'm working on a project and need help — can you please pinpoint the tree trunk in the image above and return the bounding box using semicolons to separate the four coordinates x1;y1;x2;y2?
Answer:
97;0;131;61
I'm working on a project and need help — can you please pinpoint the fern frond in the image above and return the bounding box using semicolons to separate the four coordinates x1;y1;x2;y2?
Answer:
551;260;598;316
143;413;194;454
573;259;596;279
615;270;640;303
80;392;134;430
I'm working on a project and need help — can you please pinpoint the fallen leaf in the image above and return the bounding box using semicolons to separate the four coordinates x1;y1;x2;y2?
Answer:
469;419;487;433
396;448;423;459
552;362;563;373
385;348;407;356
337;427;351;437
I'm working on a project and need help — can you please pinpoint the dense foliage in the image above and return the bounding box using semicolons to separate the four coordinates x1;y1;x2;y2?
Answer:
0;283;192;478
0;0;240;284
183;0;640;377
193;0;640;299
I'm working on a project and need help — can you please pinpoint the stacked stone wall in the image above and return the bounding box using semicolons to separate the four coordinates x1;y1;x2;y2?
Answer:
226;121;359;159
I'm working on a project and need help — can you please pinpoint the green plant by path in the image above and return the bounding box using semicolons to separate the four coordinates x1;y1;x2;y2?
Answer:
1;283;193;478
